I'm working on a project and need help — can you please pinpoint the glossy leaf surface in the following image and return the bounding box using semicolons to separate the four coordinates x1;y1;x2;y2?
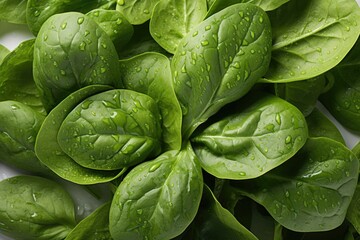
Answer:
35;85;126;184
150;0;207;54
57;89;162;170
0;44;10;65
0;40;45;114
119;52;182;150
0;0;27;24
264;0;360;82
232;137;359;232
0;101;48;174
116;0;160;24
33;12;120;111
0;175;76;240
109;143;203;240
172;3;272;138
192;94;308;180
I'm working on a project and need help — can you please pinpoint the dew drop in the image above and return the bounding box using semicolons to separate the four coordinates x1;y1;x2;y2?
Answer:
201;40;209;46
259;16;263;23
79;41;86;51
34;10;40;17
192;31;198;37
275;113;281;125
143;9;150;14
77;17;84;25
61;22;67;29
205;25;211;31
117;0;125;6
285;136;292;144
149;163;161;172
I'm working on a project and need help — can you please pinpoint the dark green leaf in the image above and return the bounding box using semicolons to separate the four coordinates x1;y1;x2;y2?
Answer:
0;44;10;65
192;94;308;180
172;3;272;139
0;175;76;240
0;0;27;24
33;12;121;111
119;52;182;151
109;143;203;240
115;0;160;24
263;0;360;82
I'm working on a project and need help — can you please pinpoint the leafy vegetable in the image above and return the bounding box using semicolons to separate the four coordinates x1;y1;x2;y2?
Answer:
0;101;48;174
119;52;182;150
172;3;272;138
0;0;27;24
115;0;160;25
0;175;76;240
0;44;10;64
150;0;208;54
109;143;203;240
33;12;121;111
263;0;360;82
192;93;308;180
230;137;359;232
0;39;45;114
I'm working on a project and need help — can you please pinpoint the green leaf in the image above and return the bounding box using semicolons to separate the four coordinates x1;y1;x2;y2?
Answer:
65;202;112;240
57;89;162;170
109;143;203;240
35;85;126;184
171;3;272;139
274;75;327;117
0;175;76;240
192;93;308;180
0;39;45;114
115;0;160;24
150;0;208;54
26;0;113;35
320;37;360;132
0;44;10;65
206;0;290;16
33;12;121;111
0;0;27;24
232;137;359;232
119;52;182;151
263;0;360;82
306;108;345;144
0;101;49;174
179;185;258;240
86;9;134;52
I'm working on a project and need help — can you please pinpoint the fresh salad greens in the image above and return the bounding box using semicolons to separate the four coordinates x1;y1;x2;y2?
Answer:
0;0;360;239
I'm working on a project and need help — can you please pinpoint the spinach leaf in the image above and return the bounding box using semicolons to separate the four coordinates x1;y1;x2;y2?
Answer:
115;0;160;25
172;3;272;139
0;0;27;24
26;0;113;35
274;75;327;117
65;202;112;240
178;185;258;240
0;44;10;65
320;37;360;132
192;93;308;180
231;137;359;232
57;89;162;170
0;39;45;114
0;101;49;174
35;85;127;184
109;143;203;240
150;0;208;54
206;0;290;17
306;108;345;144
0;175;76;240
33;12;121;111
119;52;182;151
86;9;134;52
263;0;360;82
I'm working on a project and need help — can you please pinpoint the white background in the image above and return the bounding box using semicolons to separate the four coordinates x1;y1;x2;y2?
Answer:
0;1;360;239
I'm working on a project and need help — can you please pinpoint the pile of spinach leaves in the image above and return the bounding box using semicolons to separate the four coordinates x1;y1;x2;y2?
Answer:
0;0;360;239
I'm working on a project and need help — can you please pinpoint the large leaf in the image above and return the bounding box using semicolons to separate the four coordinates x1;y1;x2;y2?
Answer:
231;137;359;232
192;94;308;180
0;175;76;240
150;0;208;54
263;0;360;82
0;44;10;65
119;52;182;151
171;3;272;139
109;143;203;240
35;85;126;184
0;39;45;114
33;12;121;111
